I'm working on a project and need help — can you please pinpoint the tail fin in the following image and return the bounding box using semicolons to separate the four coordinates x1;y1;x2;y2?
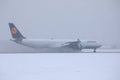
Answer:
9;23;26;41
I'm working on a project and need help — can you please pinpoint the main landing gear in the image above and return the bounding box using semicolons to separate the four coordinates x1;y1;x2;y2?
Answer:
93;48;96;53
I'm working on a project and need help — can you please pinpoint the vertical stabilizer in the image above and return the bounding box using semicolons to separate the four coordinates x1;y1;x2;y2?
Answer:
9;23;26;41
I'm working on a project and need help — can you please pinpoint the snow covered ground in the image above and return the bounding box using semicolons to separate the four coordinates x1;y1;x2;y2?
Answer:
0;53;120;80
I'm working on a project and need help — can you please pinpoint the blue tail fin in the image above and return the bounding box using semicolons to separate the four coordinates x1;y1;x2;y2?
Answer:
9;23;26;41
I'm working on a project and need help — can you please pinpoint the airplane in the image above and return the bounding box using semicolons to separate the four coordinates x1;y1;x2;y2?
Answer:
8;23;102;53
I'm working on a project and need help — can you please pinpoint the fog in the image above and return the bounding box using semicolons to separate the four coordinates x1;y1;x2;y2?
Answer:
0;0;120;47
0;40;37;53
0;0;120;80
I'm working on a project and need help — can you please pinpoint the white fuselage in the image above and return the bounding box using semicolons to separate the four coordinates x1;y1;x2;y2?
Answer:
16;39;101;52
20;39;65;48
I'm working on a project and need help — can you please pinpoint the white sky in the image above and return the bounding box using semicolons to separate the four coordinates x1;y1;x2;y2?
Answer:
0;0;120;46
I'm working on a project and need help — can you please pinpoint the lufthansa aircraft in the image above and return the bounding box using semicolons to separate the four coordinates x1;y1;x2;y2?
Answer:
9;23;102;52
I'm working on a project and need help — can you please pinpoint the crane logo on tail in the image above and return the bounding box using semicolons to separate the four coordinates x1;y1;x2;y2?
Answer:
11;27;17;34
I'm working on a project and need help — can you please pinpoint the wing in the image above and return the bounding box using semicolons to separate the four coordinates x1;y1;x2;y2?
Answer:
62;39;82;50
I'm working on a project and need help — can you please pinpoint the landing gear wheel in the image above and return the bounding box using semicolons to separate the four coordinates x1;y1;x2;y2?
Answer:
93;49;96;53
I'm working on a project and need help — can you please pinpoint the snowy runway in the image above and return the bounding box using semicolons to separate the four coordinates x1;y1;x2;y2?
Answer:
0;53;120;80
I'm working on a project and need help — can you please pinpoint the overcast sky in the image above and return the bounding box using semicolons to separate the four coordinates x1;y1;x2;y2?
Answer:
0;0;120;46
0;1;120;80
